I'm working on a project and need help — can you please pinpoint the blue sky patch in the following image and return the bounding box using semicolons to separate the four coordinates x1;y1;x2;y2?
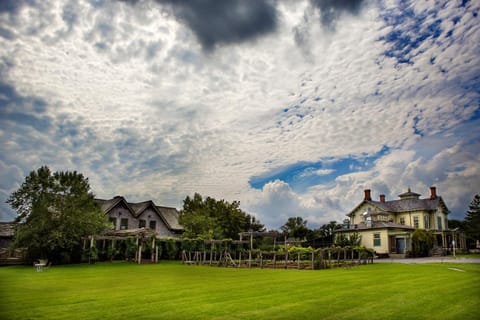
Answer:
379;3;444;65
249;147;390;193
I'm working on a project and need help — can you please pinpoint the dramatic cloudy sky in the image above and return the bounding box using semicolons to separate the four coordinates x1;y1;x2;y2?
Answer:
1;0;479;229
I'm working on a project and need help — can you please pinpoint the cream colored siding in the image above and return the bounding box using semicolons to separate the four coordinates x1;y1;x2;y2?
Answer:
137;208;175;237
341;230;389;254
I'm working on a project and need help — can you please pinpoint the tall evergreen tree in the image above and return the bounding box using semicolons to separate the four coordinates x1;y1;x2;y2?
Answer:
7;166;107;263
465;194;480;248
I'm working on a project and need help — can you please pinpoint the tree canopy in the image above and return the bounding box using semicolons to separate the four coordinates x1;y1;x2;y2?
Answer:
280;216;310;239
7;166;106;263
179;193;264;239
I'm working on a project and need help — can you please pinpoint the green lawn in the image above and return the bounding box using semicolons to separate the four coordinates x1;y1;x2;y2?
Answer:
1;262;479;320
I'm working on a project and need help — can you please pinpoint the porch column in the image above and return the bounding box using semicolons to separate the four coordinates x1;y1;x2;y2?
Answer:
407;234;412;252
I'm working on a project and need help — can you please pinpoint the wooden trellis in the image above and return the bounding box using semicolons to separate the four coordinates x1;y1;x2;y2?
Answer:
181;233;374;270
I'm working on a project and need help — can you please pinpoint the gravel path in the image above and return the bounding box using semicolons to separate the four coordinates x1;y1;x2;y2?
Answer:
374;257;480;264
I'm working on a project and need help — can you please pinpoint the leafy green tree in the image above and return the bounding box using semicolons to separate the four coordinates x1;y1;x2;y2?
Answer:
179;193;264;239
281;216;310;239
411;229;434;257
335;232;362;247
7;166;107;263
317;221;342;237
465;194;480;248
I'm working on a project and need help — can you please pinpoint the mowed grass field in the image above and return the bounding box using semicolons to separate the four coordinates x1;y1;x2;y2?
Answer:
0;261;479;320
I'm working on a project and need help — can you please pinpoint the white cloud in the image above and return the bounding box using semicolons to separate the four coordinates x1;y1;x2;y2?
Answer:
243;180;334;229
0;0;478;227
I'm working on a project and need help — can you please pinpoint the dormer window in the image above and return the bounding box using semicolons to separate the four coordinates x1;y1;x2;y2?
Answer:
120;218;128;230
149;220;156;230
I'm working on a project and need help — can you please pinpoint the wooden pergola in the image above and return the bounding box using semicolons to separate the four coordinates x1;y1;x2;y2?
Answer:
84;228;161;264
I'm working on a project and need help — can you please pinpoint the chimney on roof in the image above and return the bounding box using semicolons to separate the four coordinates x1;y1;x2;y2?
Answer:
380;194;385;202
364;189;372;201
430;186;437;199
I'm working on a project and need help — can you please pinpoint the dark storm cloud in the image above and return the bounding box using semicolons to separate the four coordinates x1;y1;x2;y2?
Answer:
0;1;23;13
156;0;277;50
311;0;365;26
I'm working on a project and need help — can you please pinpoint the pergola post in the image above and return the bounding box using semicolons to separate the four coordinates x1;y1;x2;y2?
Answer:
151;237;156;263
138;241;142;264
89;236;95;264
209;242;213;266
135;237;139;263
273;237;276;269
238;234;242;268
248;232;253;268
111;239;115;261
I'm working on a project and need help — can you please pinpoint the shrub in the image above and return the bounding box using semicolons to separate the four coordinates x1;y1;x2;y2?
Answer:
411;229;434;257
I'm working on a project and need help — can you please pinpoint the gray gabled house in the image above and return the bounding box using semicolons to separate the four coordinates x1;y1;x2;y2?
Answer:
96;196;183;238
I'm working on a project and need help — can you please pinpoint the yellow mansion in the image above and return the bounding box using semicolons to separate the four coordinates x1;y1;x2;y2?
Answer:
336;187;466;256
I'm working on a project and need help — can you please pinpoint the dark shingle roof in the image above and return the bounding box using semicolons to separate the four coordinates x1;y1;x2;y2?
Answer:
129;201;153;217
157;206;183;231
372;198;442;212
347;190;449;217
96;197;125;213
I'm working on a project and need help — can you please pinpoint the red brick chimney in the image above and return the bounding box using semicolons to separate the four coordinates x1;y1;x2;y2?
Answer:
380;194;385;202
430;186;437;199
364;189;372;201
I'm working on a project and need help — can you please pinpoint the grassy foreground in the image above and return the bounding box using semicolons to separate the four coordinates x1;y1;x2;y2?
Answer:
0;262;479;320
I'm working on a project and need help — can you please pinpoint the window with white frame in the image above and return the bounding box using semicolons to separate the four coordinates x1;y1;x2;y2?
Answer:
424;215;430;229
413;216;419;228
437;216;442;231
